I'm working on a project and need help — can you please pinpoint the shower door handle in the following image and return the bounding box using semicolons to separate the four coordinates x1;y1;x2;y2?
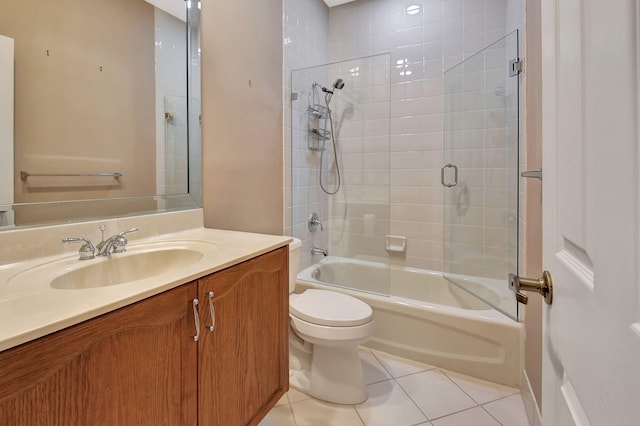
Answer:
441;163;458;187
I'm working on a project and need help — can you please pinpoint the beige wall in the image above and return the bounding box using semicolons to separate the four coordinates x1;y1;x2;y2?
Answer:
525;0;543;410
200;0;284;235
3;0;156;206
13;197;158;227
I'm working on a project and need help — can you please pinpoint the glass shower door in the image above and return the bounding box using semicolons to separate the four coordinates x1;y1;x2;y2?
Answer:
442;31;520;321
290;54;391;296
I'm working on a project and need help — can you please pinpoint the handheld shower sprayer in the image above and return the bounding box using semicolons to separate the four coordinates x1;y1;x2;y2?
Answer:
321;78;345;95
316;78;345;195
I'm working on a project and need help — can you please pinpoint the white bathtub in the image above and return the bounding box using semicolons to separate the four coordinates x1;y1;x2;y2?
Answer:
296;256;523;387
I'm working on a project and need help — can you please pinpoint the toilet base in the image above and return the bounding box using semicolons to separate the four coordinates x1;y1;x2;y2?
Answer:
290;342;368;405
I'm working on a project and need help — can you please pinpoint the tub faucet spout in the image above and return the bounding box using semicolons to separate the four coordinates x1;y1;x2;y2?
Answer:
311;246;328;256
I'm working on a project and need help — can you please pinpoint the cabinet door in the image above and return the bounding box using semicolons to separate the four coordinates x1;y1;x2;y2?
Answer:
198;247;288;426
0;284;198;426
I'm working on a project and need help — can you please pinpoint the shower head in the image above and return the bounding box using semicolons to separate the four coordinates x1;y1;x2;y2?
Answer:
322;78;345;95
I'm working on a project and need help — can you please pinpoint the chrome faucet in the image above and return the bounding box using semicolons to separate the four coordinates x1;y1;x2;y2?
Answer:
311;246;328;256
96;227;139;257
62;237;96;260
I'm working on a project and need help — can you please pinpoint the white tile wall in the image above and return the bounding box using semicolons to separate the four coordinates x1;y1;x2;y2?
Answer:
284;0;330;268
188;17;202;207
442;31;518;284
285;0;526;279
163;95;189;195
154;9;188;196
324;0;520;273
290;54;391;269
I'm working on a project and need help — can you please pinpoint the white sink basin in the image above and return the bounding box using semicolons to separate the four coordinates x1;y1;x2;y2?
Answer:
6;240;217;292
51;248;204;290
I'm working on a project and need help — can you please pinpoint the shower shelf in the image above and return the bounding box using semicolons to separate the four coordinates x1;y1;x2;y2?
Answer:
308;128;329;151
308;128;330;140
309;104;329;118
307;98;331;151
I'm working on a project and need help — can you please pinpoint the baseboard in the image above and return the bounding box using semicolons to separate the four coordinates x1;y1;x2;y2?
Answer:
521;369;542;426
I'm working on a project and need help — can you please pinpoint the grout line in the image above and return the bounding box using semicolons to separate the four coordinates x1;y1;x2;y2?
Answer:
352;404;366;426
440;368;519;405
389;365;437;380
480;392;524;406
479;403;506;426
409;421;433;426
391;376;432;423
287;393;301;425
439;369;485;405
368;348;435;379
366;348;395;377
428;405;491;423
384;364;437;380
397;368;500;423
287;399;299;426
481;394;531;426
288;397;313;406
275;357;525;426
365;377;395;385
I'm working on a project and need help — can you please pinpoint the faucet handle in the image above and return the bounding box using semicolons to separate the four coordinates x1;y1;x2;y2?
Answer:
113;227;139;253
63;237;96;260
118;227;139;237
308;213;323;232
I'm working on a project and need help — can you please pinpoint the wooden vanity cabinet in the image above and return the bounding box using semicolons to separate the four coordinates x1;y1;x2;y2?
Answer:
197;246;289;426
0;246;288;426
0;283;199;426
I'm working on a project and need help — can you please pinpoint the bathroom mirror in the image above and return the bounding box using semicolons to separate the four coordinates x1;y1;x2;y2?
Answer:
0;0;201;229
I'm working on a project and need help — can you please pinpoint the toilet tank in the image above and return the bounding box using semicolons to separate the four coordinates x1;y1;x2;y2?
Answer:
288;238;302;293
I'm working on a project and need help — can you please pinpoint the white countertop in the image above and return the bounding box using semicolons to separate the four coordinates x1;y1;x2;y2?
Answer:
0;227;291;352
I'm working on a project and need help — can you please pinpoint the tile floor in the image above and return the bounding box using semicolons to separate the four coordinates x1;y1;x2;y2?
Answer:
260;348;530;426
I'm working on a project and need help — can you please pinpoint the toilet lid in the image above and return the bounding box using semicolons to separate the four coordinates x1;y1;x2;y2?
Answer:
290;289;373;327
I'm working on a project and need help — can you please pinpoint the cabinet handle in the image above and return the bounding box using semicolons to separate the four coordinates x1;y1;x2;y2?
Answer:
206;291;215;332
191;298;200;342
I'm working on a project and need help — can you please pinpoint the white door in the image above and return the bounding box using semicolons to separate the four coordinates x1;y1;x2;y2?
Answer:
541;0;640;424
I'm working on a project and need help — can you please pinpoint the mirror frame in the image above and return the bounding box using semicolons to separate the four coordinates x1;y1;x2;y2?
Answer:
0;0;202;231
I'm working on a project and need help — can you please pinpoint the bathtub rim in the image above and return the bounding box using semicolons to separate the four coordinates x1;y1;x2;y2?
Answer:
296;276;516;326
297;257;517;325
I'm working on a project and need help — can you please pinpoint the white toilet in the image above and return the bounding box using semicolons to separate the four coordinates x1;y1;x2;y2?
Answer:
288;238;374;404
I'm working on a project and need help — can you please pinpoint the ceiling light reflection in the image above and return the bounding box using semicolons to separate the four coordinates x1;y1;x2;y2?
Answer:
406;5;421;15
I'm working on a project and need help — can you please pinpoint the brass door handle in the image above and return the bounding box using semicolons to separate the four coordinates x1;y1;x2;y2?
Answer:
521;169;543;180
509;271;553;305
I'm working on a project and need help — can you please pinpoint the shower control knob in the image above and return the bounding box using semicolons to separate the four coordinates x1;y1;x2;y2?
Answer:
308;212;323;232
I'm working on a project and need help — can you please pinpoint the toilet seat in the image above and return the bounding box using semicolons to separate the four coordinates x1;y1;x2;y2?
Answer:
290;314;374;346
290;289;373;327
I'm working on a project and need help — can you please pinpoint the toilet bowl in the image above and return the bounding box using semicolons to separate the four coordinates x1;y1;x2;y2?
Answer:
287;238;374;404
